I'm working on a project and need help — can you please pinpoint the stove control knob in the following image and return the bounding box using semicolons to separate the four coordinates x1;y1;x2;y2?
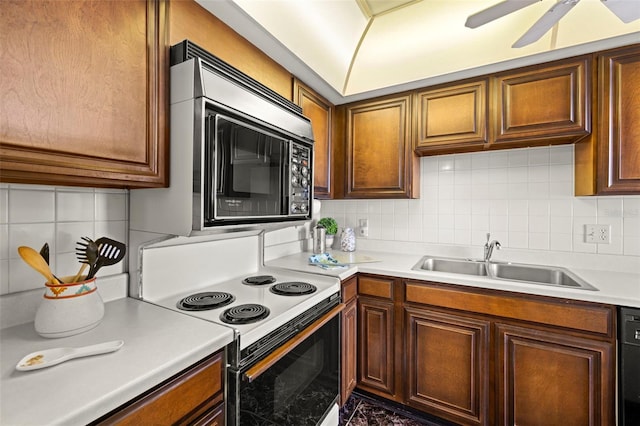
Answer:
291;176;299;186
291;203;299;213
300;203;308;213
301;166;309;177
301;177;308;188
291;164;299;174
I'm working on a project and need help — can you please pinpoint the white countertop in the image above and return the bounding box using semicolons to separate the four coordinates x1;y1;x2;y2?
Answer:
267;250;640;308
1;297;234;426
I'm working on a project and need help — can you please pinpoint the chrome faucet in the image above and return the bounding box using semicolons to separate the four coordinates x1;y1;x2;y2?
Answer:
484;233;501;262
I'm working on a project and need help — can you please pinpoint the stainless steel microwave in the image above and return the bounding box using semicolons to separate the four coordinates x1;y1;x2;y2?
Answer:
130;41;314;236
205;111;312;225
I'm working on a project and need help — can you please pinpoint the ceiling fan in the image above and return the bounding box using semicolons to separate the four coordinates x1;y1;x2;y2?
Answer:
465;0;640;48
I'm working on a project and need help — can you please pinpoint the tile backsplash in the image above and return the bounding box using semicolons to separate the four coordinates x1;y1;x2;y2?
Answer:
3;145;639;296
0;184;128;295
320;145;640;259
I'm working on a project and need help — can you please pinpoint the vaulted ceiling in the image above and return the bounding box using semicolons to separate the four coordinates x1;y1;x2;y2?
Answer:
196;0;640;104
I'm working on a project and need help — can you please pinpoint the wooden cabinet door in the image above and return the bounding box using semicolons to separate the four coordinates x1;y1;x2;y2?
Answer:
358;296;395;398
345;94;418;198
497;323;614;426
596;45;640;194
341;297;358;406
415;79;488;155
492;56;591;147
405;307;490;426
293;79;334;199
0;0;168;188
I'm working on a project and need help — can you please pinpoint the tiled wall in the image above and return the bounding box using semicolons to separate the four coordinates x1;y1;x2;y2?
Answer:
4;145;639;295
0;184;128;295
321;145;640;258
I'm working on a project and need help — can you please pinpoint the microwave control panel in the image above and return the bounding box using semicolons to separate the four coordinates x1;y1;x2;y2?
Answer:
289;142;311;215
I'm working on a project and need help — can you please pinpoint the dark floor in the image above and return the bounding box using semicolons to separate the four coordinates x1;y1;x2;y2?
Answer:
339;392;455;426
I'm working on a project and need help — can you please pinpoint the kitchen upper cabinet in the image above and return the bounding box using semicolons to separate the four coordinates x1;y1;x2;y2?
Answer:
94;351;225;425
343;94;419;199
0;0;168;188
293;79;335;199
405;306;490;426
497;323;613;425
491;56;591;147
576;44;640;195
414;79;489;155
340;276;358;406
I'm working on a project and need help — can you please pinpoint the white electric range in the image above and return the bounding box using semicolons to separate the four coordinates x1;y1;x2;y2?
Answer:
132;232;342;426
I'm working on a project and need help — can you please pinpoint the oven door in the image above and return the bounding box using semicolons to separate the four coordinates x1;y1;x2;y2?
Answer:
228;304;343;426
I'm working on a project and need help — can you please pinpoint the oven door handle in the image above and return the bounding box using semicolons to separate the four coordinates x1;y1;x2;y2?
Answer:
244;303;345;383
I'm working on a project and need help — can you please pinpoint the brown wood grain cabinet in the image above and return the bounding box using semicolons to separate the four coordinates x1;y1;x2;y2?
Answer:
356;277;616;425
342;94;419;199
341;276;358;406
293;79;335;199
414;79;489;155
491;56;591;148
357;274;403;402
497;323;613;426
405;306;490;426
94;351;225;425
576;44;640;195
0;0;169;188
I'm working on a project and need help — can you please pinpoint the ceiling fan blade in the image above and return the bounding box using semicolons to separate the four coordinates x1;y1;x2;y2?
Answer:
512;0;580;48
601;0;640;23
465;0;542;28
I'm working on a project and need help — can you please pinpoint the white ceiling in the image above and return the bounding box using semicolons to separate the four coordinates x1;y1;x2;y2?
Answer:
196;0;640;104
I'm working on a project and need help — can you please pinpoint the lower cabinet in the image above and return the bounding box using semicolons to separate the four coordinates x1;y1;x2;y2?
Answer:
405;307;490;426
358;296;396;398
93;351;225;425
497;323;613;426
356;274;616;425
341;276;358;405
356;274;403;403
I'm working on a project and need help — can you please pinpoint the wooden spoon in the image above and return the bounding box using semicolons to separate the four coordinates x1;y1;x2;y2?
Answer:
17;246;61;285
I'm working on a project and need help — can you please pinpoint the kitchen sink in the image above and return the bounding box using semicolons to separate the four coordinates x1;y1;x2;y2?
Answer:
412;256;597;291
486;263;597;290
413;257;488;276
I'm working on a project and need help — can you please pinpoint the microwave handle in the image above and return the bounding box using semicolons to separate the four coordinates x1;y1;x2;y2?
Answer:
243;302;345;383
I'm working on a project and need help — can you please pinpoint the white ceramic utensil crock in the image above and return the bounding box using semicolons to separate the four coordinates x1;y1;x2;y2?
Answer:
34;276;104;338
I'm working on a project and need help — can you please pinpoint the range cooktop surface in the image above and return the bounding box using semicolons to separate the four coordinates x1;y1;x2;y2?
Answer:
146;266;340;349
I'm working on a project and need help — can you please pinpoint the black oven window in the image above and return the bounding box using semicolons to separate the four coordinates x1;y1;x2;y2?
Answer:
213;115;286;218
238;315;339;425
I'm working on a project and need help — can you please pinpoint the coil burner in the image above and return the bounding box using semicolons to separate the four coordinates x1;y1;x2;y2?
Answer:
220;304;270;324
270;282;317;296
242;275;277;286
177;292;235;311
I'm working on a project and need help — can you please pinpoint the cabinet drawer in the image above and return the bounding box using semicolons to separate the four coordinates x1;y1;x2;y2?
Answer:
405;280;614;338
342;275;358;303
358;275;394;299
96;351;224;425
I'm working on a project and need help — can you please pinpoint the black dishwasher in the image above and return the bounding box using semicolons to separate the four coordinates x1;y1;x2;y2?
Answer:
620;306;640;425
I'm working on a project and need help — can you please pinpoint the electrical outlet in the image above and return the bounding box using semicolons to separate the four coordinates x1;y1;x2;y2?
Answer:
585;224;611;244
358;219;369;238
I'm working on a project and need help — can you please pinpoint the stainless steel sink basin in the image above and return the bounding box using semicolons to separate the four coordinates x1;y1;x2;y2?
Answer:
413;257;487;276
412;256;597;291
486;263;597;290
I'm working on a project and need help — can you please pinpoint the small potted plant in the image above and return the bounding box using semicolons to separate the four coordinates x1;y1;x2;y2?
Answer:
317;217;338;248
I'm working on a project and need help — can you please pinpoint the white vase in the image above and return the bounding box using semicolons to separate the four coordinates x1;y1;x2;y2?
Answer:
325;235;335;249
340;227;356;252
